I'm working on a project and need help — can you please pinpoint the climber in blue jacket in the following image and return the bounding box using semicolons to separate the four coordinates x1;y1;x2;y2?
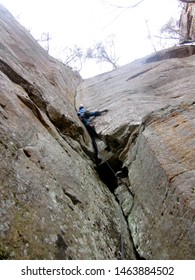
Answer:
77;104;101;139
77;104;108;163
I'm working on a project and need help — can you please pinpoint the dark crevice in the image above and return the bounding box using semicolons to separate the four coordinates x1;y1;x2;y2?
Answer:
0;102;6;109
0;57;144;258
17;95;50;130
0;250;9;260
0;59;52;131
0;59;94;164
95;159;122;192
144;45;195;63
62;188;82;206
0;59;85;154
23;149;31;158
0;59;47;112
95;154;145;260
55;234;68;260
126;66;158;81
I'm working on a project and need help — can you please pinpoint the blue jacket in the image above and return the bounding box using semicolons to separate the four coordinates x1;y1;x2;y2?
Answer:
77;107;100;126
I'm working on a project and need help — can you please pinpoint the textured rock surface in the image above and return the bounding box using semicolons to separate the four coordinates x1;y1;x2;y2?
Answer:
76;45;195;161
1;4;195;260
76;46;195;259
0;5;135;260
124;102;195;259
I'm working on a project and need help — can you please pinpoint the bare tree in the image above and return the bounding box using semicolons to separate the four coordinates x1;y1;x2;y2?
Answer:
62;46;83;65
56;45;82;71
101;0;144;9
37;32;52;53
36;1;145;72
101;0;145;29
86;35;119;70
158;1;195;45
144;19;157;52
150;2;185;48
159;17;181;41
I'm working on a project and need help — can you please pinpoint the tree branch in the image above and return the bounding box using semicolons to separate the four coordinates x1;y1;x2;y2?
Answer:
145;19;157;52
101;0;144;9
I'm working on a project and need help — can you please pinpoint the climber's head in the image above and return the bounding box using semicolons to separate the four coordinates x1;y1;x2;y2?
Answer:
79;104;84;109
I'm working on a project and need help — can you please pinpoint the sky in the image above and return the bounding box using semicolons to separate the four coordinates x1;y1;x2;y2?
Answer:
0;0;181;78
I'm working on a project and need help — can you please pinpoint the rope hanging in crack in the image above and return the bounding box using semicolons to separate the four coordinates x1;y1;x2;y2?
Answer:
104;161;126;260
117;176;125;260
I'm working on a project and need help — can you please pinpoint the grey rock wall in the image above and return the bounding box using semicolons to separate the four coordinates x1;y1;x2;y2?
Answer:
0;5;135;260
0;3;194;260
124;102;195;259
76;46;195;259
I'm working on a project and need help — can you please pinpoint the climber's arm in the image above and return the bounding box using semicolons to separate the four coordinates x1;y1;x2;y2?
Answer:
85;111;101;118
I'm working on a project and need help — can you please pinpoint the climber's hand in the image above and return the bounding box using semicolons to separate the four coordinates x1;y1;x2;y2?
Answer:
100;109;108;115
96;111;102;116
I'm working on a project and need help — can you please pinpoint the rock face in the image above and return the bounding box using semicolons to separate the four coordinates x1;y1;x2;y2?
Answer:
76;45;195;162
76;46;195;259
0;4;195;260
125;103;195;259
0;5;135;260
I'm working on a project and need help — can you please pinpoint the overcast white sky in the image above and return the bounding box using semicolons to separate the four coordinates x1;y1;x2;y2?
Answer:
0;0;181;78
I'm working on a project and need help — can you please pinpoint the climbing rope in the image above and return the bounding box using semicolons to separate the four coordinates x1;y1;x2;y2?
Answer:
104;161;126;260
117;177;126;260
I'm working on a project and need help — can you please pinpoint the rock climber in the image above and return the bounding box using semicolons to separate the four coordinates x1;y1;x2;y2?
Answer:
77;104;101;139
77;104;108;162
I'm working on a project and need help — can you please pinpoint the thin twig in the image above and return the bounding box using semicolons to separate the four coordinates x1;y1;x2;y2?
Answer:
101;0;144;9
145;19;157;52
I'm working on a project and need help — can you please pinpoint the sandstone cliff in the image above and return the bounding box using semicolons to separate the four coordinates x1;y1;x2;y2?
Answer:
0;5;194;260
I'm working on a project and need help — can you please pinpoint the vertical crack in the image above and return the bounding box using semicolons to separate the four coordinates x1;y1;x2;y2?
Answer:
0;59;47;112
95;159;145;260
